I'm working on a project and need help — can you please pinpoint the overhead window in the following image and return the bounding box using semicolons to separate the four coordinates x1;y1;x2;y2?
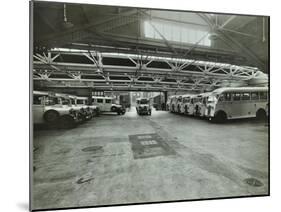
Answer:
144;20;211;46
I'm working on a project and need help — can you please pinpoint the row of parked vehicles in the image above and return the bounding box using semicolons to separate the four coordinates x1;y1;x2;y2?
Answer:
166;87;269;122
33;91;126;129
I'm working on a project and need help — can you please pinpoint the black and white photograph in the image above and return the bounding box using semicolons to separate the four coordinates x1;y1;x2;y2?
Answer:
30;1;269;211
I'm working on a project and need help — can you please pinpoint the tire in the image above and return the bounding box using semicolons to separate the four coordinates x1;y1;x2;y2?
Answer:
111;106;117;112
256;109;267;121
43;110;59;123
59;115;76;129
214;111;227;123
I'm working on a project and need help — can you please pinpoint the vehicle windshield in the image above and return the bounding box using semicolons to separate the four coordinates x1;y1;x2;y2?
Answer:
207;95;217;103
140;99;149;104
77;99;84;104
44;96;56;106
62;98;71;105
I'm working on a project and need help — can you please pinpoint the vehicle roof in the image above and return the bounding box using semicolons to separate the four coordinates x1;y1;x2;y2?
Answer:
197;92;212;97
33;91;49;96
211;86;268;94
55;93;70;98
76;96;88;100
136;98;149;100
182;94;193;98
92;96;113;99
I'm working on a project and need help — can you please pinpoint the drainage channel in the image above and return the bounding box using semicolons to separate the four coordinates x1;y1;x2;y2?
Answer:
76;177;94;184
244;178;263;187
82;146;103;153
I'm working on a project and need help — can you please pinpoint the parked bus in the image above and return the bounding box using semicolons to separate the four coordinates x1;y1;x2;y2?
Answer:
33;91;80;128
206;87;268;122
166;95;174;111
179;94;191;114
175;95;183;113
187;95;202;115
194;92;212;117
170;95;179;112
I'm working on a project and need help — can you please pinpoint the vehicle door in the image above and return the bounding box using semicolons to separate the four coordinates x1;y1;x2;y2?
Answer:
240;92;253;117
95;98;105;111
229;92;242;118
216;92;232;118
104;98;112;112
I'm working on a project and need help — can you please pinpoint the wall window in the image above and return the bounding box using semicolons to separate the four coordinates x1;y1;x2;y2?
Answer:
144;20;211;47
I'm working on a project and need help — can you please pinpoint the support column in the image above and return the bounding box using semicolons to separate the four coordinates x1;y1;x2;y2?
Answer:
164;91;168;110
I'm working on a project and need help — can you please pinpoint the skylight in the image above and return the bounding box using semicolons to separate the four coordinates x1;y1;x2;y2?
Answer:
144;20;211;47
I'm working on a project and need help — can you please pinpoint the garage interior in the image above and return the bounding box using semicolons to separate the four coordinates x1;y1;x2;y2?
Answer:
31;1;269;210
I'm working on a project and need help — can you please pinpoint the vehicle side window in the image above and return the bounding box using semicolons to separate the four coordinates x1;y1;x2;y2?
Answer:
251;92;259;100
233;93;241;101
33;96;42;105
218;95;224;102
203;97;207;104
260;92;268;100
224;93;232;101
241;92;250;100
97;99;103;103
105;99;111;104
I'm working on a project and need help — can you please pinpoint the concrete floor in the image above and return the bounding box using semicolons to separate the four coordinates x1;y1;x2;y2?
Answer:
32;108;269;210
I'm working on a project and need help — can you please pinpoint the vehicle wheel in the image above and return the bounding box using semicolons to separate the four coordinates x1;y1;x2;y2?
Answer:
59;115;76;129
214;111;227;123
111;106;117;112
43;110;59;123
256;109;267;120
